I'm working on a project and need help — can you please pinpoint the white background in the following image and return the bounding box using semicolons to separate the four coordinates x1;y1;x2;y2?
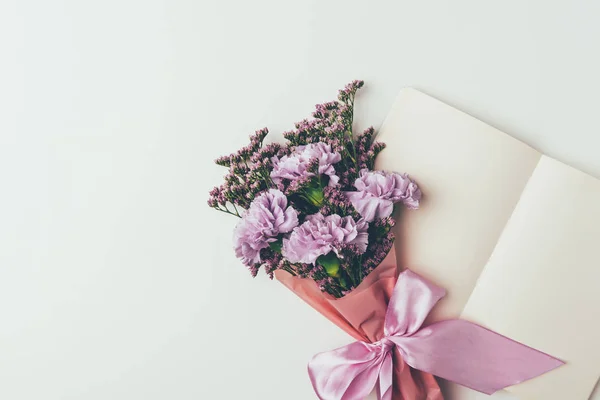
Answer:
1;1;599;399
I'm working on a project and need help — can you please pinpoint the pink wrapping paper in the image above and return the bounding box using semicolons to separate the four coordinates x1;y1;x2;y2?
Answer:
275;248;443;400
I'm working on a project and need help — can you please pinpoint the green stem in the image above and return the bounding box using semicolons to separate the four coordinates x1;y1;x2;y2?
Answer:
259;166;274;187
357;254;364;283
348;95;359;173
282;265;296;276
215;206;242;218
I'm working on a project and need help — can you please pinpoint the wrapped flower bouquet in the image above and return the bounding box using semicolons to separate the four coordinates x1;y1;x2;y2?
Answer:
208;82;563;400
209;81;420;298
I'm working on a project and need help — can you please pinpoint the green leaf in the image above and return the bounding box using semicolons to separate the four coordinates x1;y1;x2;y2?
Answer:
305;186;324;207
318;252;341;277
269;240;283;253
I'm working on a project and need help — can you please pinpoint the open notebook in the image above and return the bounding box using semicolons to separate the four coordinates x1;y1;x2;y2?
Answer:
374;89;600;400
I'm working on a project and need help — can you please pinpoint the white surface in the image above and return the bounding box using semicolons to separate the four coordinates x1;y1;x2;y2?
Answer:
1;1;600;399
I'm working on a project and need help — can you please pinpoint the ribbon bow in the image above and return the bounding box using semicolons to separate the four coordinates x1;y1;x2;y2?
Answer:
308;270;563;400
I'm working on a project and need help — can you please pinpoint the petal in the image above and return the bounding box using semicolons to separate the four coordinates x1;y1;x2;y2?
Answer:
278;207;299;233
349;231;369;253
375;200;394;219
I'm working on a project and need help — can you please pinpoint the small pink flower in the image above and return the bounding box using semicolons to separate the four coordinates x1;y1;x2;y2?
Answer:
345;169;421;222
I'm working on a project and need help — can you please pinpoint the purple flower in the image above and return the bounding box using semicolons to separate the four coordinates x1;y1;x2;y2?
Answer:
282;213;368;264
345;169;421;222
271;143;341;186
233;189;298;266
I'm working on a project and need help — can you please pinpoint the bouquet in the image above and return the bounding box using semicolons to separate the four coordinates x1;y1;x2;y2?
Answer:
208;80;420;296
208;82;563;400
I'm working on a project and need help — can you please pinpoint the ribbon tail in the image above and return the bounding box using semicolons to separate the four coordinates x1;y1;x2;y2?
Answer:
308;341;382;400
376;352;394;400
392;319;564;395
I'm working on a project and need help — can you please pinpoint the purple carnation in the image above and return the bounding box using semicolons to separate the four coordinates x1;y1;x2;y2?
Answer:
345;169;421;222
271;142;341;186
282;213;368;264
233;189;298;266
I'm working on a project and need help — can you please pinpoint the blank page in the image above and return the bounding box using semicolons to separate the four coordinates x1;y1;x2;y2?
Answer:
375;88;541;320
462;156;600;400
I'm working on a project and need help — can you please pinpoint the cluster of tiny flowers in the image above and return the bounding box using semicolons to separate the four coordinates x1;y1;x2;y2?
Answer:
312;101;339;119
280;84;362;190
247;264;260;278
249;143;286;164
320;186;361;220
338;167;357;189
208;128;278;214
288;261;312;279
363;230;395;276
262;251;284;279
285;173;314;197
310;268;345;298
337;80;365;103
209;80;420;298
283;119;322;146
207;186;226;208
355;127;387;171
373;216;396;230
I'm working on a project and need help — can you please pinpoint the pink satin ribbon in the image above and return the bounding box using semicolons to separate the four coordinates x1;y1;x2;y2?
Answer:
308;270;564;400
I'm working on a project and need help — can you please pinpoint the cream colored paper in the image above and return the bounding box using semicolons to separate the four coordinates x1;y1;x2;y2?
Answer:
374;88;541;320
375;88;600;399
461;156;600;400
